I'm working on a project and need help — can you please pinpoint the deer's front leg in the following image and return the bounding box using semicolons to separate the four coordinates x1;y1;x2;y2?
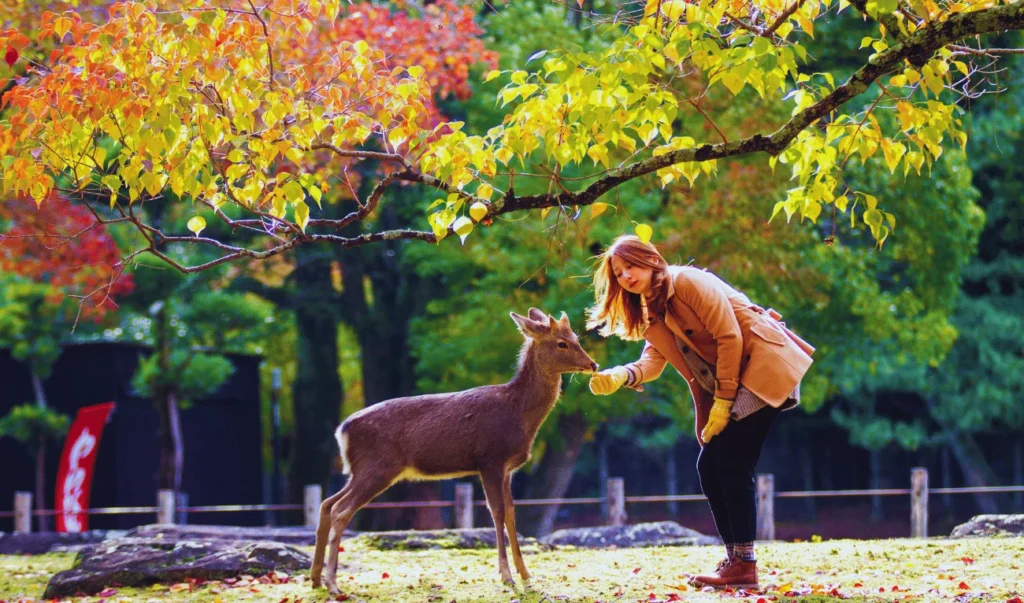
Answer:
480;468;515;586
502;472;530;584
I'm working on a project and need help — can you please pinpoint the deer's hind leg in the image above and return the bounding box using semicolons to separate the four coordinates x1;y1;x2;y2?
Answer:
502;472;530;583
310;479;354;587
480;467;515;586
323;468;401;596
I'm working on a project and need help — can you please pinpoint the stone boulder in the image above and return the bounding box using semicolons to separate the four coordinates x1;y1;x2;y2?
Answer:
126;524;333;545
540;521;720;548
0;530;117;555
950;515;1024;538
43;537;313;598
348;528;534;550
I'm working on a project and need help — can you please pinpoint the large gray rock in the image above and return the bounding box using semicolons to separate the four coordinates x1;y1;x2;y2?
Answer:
540;521;720;548
126;524;334;545
43;537;313;598
348;528;533;550
0;530;119;555
950;515;1024;538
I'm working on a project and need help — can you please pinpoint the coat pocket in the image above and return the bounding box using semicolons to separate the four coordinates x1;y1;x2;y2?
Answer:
750;320;787;346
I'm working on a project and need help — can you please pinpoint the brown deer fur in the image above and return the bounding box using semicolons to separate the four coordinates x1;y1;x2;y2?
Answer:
309;308;598;594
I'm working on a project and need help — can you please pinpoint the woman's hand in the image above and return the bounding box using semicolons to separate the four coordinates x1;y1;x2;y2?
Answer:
700;398;734;443
589;366;630;395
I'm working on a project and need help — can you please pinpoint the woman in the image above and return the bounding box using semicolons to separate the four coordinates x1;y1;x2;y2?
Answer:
586;235;815;590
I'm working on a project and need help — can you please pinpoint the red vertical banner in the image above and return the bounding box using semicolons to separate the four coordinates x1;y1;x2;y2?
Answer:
54;402;116;533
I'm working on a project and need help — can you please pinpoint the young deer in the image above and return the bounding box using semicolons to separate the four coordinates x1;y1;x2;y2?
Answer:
309;308;598;594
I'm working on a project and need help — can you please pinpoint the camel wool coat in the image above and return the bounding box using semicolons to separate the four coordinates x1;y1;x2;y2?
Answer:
627;266;815;407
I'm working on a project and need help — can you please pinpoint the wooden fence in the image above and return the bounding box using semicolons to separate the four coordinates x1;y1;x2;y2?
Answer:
3;467;1023;538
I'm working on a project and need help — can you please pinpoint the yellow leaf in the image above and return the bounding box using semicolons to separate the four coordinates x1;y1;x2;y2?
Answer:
635;223;653;244
408;65;424;79
187;216;206;236
285;147;304;164
541;207;553;220
484;70;501;83
294;200;310;233
590;202;609;219
469;202;488;222
452;216;473;244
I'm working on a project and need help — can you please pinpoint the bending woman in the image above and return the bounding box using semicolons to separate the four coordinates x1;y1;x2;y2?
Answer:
587;235;815;590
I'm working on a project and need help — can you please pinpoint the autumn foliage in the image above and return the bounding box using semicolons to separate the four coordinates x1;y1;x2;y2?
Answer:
0;194;134;319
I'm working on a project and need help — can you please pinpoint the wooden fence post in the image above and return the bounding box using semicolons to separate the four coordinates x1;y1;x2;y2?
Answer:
14;492;32;533
606;477;626;526
911;467;929;538
454;483;474;529
304;484;323;528
157;489;176;524
756;474;775;541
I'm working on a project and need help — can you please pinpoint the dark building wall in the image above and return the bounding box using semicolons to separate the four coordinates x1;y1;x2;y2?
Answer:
0;342;264;530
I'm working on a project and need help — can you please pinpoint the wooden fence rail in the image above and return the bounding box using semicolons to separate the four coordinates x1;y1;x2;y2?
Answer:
4;467;1023;537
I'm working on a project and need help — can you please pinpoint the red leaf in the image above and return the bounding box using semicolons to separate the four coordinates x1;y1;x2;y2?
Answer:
879;587;886;593
892;585;900;591
961;557;975;564
667;594;682;602
381;572;390;579
958;582;970;590
4;46;18;67
338;546;345;552
1006;598;1023;603
648;594;657;601
854;583;863;588
757;598;767;603
633;567;642;574
334;595;349;602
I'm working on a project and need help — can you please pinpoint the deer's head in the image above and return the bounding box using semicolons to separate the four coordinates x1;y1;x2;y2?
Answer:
510;308;599;374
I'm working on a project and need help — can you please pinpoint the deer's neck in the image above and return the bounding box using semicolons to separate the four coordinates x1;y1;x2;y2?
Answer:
508;342;563;436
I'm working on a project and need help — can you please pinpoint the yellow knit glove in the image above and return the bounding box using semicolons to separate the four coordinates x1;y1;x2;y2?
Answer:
589;366;630;395
700;398;734;443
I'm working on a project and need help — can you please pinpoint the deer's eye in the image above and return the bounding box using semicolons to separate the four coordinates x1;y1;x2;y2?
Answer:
557;342;569;349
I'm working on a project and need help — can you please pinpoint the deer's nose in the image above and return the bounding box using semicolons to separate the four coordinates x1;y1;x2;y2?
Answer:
590;362;599;372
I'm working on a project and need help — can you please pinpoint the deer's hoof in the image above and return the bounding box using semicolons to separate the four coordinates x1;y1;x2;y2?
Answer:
501;576;516;588
326;581;342;596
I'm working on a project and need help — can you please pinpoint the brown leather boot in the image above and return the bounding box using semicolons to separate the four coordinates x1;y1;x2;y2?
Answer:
689;558;759;590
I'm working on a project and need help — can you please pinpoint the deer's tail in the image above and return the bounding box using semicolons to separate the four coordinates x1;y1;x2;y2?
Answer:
335;422;352;476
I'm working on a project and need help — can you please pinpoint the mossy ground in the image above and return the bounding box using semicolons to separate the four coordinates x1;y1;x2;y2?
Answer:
1;536;1021;603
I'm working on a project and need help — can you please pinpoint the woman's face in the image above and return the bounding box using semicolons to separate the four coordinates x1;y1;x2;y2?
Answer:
610;254;653;297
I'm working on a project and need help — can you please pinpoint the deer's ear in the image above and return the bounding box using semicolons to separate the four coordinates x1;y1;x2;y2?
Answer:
527;307;548;323
558;311;571;329
510;312;546;338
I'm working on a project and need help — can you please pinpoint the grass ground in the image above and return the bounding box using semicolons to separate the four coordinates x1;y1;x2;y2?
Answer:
1;536;1021;603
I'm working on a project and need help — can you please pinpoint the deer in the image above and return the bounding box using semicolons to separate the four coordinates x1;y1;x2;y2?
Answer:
309;308;599;595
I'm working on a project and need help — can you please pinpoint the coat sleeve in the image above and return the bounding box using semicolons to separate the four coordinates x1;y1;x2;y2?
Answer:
627;341;668;386
674;270;743;401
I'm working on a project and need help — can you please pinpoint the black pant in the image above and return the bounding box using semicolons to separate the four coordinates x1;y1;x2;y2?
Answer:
696;405;781;544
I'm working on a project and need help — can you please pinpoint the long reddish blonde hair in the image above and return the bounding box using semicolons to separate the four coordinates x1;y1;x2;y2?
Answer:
586;235;669;341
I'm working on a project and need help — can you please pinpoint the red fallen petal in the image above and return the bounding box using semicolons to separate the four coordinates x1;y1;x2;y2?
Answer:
961;557;975;564
757;598;767;603
1007;598;1023;603
334;595;350;602
633;567;642;574
958;582;970;590
892;586;900;591
854;583;863;588
667;594;682;602
4;46;17;67
338;546;345;552
648;594;657;601
97;588;117;597
829;588;841;597
879;587;886;592
381;572;390;579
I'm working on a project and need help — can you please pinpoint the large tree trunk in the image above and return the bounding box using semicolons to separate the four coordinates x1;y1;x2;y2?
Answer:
520;410;589;537
948;432;1000;514
153;303;184;495
337;203;444;530
287;244;345;507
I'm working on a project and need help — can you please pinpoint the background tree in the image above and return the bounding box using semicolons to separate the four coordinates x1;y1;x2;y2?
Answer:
0;403;69;531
